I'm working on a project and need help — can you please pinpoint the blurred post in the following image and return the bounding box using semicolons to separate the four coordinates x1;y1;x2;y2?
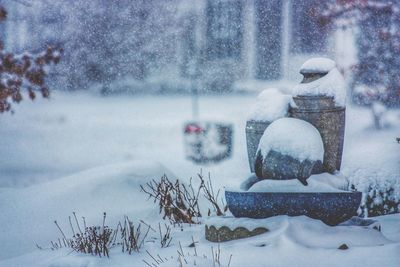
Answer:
282;0;291;80
188;42;199;120
191;76;199;120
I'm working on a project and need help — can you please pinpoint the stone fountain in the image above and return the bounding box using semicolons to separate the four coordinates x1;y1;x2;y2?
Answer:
206;58;366;242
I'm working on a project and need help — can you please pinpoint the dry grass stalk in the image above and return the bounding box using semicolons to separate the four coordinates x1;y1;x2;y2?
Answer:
141;173;227;224
159;222;173;248
49;213;151;257
140;175;202;224
144;241;232;267
197;173;227;216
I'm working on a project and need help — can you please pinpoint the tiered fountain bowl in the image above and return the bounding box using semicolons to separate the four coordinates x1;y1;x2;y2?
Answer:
225;190;362;226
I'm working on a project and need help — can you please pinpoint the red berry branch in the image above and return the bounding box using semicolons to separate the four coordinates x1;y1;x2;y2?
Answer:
0;6;61;113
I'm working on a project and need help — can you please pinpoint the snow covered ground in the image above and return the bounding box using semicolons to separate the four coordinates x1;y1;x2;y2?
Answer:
0;91;399;266
0;92;252;189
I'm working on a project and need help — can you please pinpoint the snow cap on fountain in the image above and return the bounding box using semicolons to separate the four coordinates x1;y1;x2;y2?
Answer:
258;117;324;162
247;88;292;122
300;57;336;74
293;58;346;107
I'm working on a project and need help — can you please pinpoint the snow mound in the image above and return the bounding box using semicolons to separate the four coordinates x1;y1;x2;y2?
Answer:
3;214;400;267
247;88;292;122
248;172;348;193
206;215;391;249
0;160;174;261
300;57;336;74
293;61;346;107
258;118;324;162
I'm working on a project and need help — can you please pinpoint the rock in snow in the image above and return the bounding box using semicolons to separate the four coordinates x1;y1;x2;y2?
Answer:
257;118;324;162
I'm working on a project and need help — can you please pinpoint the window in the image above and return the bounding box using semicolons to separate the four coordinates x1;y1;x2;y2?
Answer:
255;0;282;79
206;0;243;59
291;0;327;54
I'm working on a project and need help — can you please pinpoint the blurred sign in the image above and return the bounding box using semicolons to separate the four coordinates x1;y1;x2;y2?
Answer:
184;121;233;164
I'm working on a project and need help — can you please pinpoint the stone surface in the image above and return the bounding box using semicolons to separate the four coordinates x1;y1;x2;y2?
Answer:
240;174;259;191
254;149;322;185
300;72;328;83
290;95;345;173
205;225;268;242
338;243;349;250
225;190;362;226
245;120;271;172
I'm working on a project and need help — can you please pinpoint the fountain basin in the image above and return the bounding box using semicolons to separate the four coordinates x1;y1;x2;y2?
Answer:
225;190;362;226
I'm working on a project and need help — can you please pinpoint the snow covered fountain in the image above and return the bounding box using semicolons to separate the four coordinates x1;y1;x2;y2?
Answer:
206;58;364;242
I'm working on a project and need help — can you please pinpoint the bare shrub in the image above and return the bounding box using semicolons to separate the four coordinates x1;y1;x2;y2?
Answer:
198;173;227;216
52;212;113;257
140;175;202;224
141;173;227;224
115;216;151;254
49;212;151;257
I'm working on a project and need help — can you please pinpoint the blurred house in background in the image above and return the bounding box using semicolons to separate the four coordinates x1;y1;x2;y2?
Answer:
1;0;347;93
181;0;335;90
179;0;335;92
1;0;67;90
1;0;65;53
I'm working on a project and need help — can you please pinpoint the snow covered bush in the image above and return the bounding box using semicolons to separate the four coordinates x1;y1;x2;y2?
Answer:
352;84;388;106
371;101;386;129
0;6;61;113
351;178;400;217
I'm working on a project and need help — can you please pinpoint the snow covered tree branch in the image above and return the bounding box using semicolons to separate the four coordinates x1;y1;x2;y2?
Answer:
320;0;400;106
